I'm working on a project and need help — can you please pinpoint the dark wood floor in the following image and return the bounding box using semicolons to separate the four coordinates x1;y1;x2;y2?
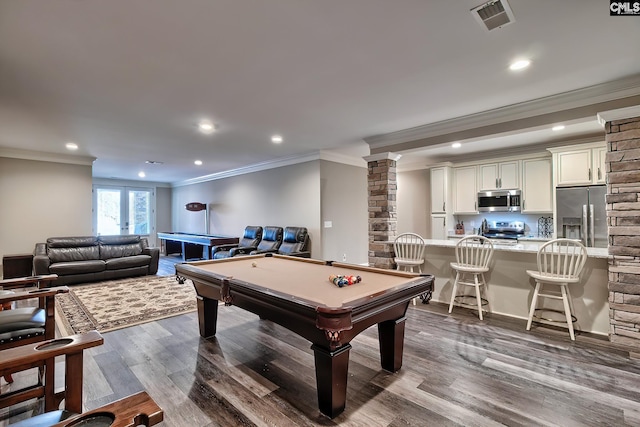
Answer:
2;256;640;426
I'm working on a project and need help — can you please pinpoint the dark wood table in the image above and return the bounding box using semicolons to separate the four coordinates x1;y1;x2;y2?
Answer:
176;254;434;418
157;232;239;260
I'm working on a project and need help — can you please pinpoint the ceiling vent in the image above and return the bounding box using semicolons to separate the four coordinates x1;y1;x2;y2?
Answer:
471;0;515;31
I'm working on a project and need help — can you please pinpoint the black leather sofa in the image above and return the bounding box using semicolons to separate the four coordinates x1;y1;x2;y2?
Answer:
33;235;159;285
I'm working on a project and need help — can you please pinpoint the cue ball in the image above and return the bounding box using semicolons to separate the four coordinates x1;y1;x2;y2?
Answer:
251;262;257;267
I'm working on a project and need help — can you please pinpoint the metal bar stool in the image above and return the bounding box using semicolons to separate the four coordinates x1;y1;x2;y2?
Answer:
448;235;494;320
525;239;587;340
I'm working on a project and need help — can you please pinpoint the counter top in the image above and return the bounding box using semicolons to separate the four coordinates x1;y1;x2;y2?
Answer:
422;239;609;259
447;234;551;242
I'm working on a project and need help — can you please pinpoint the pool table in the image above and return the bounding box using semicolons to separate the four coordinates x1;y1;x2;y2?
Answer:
157;232;239;260
175;254;434;418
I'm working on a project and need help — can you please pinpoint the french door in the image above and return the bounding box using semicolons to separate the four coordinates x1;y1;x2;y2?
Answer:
93;185;154;238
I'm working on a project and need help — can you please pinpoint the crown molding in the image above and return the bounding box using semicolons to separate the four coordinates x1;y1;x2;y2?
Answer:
366;74;640;150
597;105;640;125
173;152;321;187
0;147;95;166
318;150;367;168
172;149;366;187
363;152;402;162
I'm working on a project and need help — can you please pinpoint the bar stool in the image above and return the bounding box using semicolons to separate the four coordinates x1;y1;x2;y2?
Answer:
393;233;426;273
525;239;587;341
394;233;427;305
448;235;494;320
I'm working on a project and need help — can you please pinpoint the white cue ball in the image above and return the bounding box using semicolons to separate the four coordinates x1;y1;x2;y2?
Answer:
251;262;257;267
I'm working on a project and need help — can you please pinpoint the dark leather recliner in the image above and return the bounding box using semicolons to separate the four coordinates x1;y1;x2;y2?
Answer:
276;226;311;257
250;226;310;257
247;226;284;255
212;226;263;259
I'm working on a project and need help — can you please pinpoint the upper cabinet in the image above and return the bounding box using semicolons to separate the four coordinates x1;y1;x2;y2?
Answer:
430;166;452;214
453;166;477;214
550;142;607;187
521;158;552;213
593;146;607;184
478;161;519;190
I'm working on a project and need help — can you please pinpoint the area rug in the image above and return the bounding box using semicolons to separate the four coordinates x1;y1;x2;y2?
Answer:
55;275;197;335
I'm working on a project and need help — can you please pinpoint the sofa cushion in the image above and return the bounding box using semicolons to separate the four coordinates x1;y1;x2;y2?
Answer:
50;260;106;275
47;236;98;248
99;243;143;260
98;235;141;245
48;246;100;263
105;254;151;270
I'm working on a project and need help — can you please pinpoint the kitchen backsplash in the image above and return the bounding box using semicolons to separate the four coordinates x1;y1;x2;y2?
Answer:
453;213;552;237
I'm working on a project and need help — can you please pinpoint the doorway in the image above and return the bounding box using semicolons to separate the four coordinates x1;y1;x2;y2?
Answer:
93;185;155;244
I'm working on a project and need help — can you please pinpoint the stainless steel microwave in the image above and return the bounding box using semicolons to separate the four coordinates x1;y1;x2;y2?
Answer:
477;189;521;212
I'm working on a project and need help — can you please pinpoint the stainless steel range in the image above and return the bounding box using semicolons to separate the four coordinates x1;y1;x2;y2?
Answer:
481;221;525;243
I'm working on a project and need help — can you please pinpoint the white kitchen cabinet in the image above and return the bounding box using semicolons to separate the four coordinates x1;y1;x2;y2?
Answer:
522;158;552;212
478;161;519;190
594;146;607;184
453;165;477;213
431;215;447;240
553;143;606;186
430;166;452;214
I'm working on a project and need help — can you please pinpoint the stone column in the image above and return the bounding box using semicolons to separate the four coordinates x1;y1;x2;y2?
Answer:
364;153;401;269
600;106;640;350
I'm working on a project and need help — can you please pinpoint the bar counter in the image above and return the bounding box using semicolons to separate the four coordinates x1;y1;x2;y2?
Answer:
413;239;610;335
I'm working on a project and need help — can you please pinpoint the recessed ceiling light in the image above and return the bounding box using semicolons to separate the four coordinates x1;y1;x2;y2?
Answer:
552;125;565;131
452;142;462;149
198;120;216;134
194;160;203;166
65;142;78;150
271;135;283;143
509;59;530;71
138;171;146;178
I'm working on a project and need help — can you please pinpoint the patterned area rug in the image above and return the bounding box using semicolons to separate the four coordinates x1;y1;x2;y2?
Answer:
55;275;197;335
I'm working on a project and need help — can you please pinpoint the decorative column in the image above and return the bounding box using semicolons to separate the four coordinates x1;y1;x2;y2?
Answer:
364;153;401;269
599;106;640;350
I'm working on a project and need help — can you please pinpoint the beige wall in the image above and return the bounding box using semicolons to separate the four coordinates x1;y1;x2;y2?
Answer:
0;157;93;267
171;161;323;258
320;160;369;264
397;169;429;238
156;186;172;238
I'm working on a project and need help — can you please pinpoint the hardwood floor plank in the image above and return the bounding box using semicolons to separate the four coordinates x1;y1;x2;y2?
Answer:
168;368;255;427
131;363;213;427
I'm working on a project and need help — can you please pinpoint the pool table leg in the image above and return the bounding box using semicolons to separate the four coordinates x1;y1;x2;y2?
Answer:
197;296;219;338
311;343;351;418
378;316;406;372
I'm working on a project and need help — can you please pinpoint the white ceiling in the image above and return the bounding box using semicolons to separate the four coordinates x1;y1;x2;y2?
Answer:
1;1;640;184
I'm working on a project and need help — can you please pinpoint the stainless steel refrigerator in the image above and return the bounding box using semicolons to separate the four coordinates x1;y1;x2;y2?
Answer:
556;185;607;248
